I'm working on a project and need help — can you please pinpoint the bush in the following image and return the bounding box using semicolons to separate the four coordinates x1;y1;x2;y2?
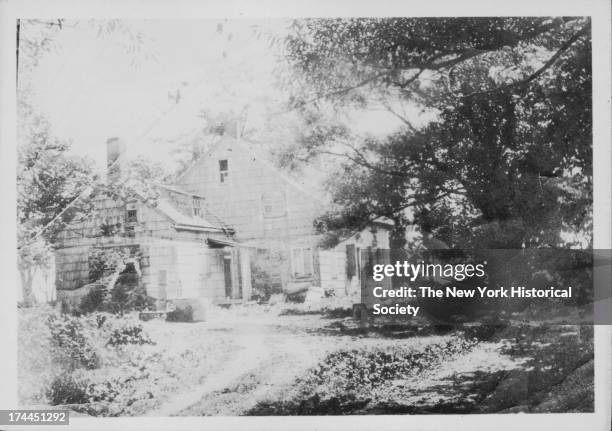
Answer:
105;270;155;314
73;277;155;316
107;324;154;346
48;314;100;370
251;249;285;301
47;373;88;405
78;285;108;315
82;249;156;315
249;393;370;415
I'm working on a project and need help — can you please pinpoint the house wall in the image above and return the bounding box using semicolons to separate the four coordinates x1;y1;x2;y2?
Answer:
54;193;178;291
319;226;391;297
177;138;329;294
56;194;174;248
177;137;393;297
149;240;219;301
177;137;324;244
149;240;251;304
54;191;251;306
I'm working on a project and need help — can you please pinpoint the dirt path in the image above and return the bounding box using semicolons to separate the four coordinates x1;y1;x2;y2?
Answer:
143;312;593;416
148;315;340;416
148;322;268;416
178;326;340;416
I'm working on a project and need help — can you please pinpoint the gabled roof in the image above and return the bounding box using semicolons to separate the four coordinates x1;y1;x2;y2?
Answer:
153;183;207;199
174;135;395;232
153;199;227;232
176;135;328;204
151;184;234;233
93;183;231;234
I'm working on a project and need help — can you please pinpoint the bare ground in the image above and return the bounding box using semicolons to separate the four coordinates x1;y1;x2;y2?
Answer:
147;307;593;415
19;305;593;416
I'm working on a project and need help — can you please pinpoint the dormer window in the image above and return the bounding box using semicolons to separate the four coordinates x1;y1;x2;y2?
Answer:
219;159;228;183
192;197;202;217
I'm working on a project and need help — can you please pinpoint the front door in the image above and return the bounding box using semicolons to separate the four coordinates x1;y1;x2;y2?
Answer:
223;255;232;299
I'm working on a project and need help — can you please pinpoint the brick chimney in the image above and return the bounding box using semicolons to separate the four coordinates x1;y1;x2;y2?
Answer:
106;137;127;183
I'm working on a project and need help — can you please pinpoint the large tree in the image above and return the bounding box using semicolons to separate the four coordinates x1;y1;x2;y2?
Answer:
16;19;154;303
17;108;97;303
282;17;592;249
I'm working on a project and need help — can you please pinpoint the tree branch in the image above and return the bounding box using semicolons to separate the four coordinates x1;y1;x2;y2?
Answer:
317;149;407;177
459;24;590;98
380;102;417;133
297;72;388;108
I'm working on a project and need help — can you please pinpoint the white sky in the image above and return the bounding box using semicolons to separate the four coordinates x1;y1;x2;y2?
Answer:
20;19;407;172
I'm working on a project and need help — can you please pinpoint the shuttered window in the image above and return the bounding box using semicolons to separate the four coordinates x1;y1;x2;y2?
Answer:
126;210;137;223
192;197;202;217
219;159;229;183
291;247;313;277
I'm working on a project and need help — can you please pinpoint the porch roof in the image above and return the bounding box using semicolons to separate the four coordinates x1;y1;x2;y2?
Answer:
206;237;252;248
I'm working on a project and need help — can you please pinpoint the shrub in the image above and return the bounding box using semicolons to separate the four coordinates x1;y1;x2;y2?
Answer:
251;249;285;301
78;285;108;315
105;271;155;314
73;276;155;316
107;323;154;346
47;314;100;370
47;373;88;405
84;249;155;315
301;337;479;393
249;393;370;415
87;248;125;282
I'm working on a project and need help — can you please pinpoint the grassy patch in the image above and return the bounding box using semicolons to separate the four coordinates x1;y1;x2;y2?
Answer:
18;306;238;416
247;335;478;415
247;325;594;415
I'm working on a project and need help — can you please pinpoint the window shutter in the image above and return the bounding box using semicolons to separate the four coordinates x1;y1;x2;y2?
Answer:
303;248;312;275
346;244;356;278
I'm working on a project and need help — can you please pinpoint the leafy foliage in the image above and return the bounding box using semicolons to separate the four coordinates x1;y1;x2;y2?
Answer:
78;286;108;315
16;98;98;303
17;20;152;304
88;248;128;282
48;314;101;370
303;338;477;391
283;17;592;249
107;324;154;346
47;373;89;405
248;335;478;415
20;306;239;415
78;248;155;315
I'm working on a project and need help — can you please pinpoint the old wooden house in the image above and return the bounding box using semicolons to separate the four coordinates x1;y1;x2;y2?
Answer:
54;138;252;309
176;134;393;298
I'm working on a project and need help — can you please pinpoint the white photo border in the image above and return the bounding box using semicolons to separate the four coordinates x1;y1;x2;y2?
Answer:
0;0;610;430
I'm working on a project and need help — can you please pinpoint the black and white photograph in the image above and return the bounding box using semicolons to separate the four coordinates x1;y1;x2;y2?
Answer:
0;0;610;430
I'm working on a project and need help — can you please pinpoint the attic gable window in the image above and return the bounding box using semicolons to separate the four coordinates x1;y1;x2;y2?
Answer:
192;197;202;217
219;159;229;183
125;202;138;223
